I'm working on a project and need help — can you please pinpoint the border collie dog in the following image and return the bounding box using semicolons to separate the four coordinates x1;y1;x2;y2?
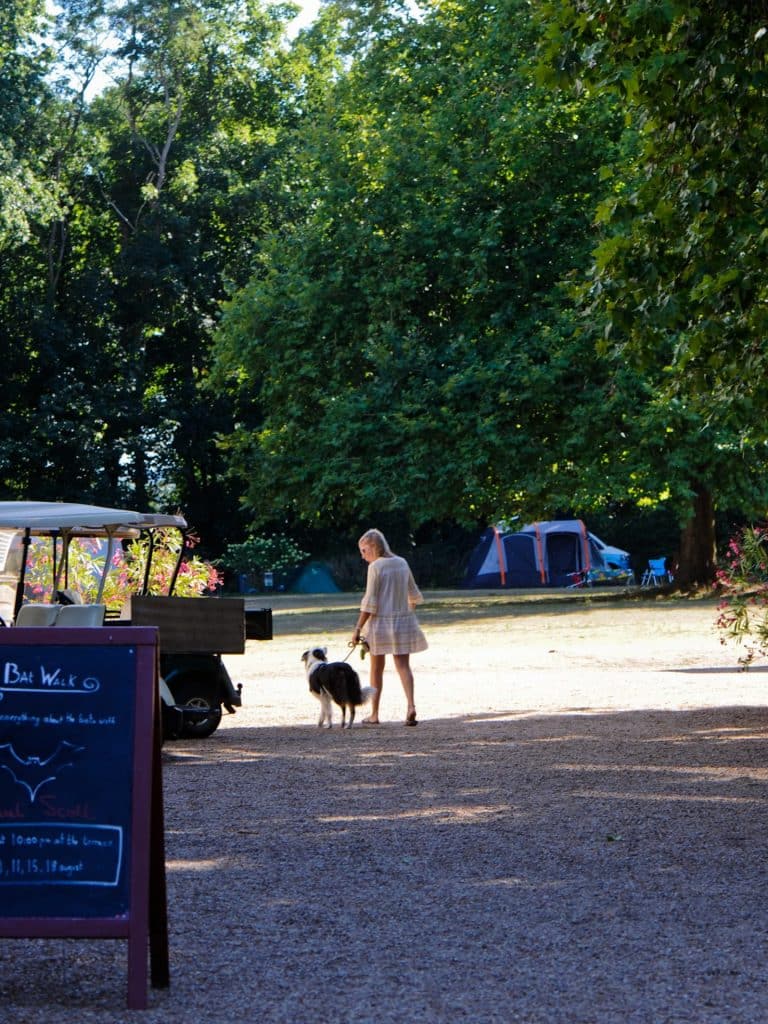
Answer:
301;647;376;728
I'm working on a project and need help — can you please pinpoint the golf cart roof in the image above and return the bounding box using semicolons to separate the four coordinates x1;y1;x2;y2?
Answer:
0;501;187;534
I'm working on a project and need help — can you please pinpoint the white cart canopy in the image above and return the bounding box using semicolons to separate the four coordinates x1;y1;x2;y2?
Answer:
0;501;186;534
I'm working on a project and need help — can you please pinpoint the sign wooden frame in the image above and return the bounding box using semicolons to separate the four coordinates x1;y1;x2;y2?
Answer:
0;627;169;1010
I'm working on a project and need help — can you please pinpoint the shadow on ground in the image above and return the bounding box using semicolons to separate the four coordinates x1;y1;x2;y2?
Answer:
2;705;768;1023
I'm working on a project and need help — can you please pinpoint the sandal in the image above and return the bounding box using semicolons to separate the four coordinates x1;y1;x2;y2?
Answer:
404;709;418;726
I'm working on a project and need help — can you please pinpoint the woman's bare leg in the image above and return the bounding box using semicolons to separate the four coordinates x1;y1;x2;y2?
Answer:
393;654;416;720
364;653;386;723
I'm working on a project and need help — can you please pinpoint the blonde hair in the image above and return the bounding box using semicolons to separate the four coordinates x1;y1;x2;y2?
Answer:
358;528;393;557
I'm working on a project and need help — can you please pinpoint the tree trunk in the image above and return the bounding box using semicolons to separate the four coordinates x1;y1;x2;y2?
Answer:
675;484;716;587
133;443;149;511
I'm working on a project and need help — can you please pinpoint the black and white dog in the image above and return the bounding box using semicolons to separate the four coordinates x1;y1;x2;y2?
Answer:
301;646;376;729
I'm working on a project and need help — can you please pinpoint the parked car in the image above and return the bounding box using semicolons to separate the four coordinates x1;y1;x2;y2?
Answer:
587;532;631;571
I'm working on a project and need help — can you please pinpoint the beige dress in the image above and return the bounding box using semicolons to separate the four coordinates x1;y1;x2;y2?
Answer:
360;555;428;656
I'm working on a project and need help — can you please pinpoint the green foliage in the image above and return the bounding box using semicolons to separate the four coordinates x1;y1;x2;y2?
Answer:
0;0;307;553
0;1;62;251
536;0;768;434
24;531;222;609
213;0;623;530
3;0;767;586
219;533;309;574
534;1;768;580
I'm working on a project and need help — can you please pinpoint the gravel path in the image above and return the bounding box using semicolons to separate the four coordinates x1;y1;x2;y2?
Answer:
2;593;768;1023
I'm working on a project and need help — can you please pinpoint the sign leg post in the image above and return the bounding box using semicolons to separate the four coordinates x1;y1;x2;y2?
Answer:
149;682;170;989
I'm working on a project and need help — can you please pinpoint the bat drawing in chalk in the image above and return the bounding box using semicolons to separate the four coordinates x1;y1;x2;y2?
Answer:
0;740;85;802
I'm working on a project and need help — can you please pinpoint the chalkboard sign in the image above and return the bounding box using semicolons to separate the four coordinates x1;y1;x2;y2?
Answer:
0;627;167;1009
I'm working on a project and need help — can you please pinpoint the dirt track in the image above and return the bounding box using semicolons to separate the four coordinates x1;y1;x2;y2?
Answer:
232;590;766;724
2;592;768;1023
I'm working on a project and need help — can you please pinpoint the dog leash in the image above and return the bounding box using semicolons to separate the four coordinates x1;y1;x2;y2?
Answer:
343;637;369;662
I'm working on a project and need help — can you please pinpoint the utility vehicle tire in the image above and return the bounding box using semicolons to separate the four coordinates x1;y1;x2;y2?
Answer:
167;673;223;739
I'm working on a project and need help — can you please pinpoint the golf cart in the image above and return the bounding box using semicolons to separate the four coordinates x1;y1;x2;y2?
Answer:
0;501;272;739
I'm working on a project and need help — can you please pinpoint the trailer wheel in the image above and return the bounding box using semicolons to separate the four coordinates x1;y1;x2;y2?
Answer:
166;673;223;739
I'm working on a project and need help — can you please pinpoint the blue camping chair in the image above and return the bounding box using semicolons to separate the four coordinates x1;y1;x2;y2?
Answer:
641;558;670;587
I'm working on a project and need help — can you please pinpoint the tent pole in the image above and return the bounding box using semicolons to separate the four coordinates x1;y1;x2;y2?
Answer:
533;525;547;584
493;526;507;587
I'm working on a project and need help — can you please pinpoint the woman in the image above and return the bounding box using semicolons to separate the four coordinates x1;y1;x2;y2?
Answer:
350;528;428;725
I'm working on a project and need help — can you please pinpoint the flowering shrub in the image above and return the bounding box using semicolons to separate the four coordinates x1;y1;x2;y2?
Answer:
25;530;222;610
119;532;222;599
219;533;308;575
715;524;768;666
24;536;122;605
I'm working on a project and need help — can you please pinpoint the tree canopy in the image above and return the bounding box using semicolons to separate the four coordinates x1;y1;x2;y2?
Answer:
534;0;768;581
1;0;303;548
0;0;62;251
1;0;766;581
213;0;626;530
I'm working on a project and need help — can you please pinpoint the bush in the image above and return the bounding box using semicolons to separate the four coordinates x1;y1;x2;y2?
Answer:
218;534;309;575
715;524;768;666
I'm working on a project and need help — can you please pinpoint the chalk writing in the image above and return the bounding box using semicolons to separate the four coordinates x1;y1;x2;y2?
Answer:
1;661;101;695
0;712;118;729
0;638;140;920
0;713;42;728
0;824;123;885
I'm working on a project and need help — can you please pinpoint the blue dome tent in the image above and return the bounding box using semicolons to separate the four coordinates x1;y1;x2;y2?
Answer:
462;521;632;589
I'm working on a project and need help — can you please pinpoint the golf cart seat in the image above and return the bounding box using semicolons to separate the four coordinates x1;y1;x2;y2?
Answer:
56;603;107;626
15;603;61;626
